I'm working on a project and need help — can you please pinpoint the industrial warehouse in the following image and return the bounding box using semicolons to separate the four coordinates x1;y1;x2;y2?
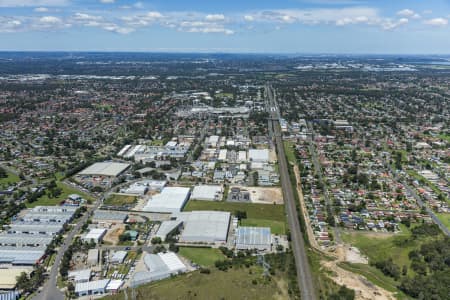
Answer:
0;206;77;291
131;252;187;287
143;187;191;213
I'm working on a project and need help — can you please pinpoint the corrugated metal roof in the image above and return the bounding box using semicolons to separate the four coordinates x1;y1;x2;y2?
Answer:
75;279;110;293
236;226;271;249
177;211;230;243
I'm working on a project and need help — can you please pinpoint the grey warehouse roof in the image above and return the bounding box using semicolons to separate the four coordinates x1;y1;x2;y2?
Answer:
93;211;128;221
0;248;45;265
176;211;230;243
236;226;271;250
79;162;130;177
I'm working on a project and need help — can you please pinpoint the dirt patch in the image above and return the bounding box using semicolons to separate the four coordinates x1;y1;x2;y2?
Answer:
103;224;125;245
322;260;396;300
229;185;284;204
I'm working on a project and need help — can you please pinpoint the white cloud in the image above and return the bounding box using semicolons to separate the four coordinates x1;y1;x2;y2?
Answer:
424;18;448;26
103;24;134;34
100;0;114;3
381;18;409;30
0;17;23;33
246;7;380;26
0;0;68;7
244;15;254;22
397;9;414;17
205;14;225;22
73;13;102;21
39;16;62;24
34;7;49;12
397;9;420;19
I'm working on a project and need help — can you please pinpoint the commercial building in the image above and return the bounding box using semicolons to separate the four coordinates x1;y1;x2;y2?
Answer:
154;220;183;241
87;249;99;266
78;162;131;177
75;279;110;297
0;268;29;289
68;269;91;283
82;228;107;243
111;251;127;264
248;149;269;163
191;185;223;201
0;206;76;267
143;187;190;213
0;247;46;266
176;211;230;243
131;252;187;287
236;227;272;250
92;211;128;224
106;280;123;294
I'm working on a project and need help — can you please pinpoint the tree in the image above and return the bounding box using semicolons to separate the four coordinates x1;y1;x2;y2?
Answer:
151;237;162;244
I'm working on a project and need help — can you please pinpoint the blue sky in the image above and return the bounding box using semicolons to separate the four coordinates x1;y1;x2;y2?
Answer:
0;0;449;53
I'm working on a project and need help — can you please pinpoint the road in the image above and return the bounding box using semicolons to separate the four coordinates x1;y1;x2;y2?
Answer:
33;197;103;300
388;166;450;237
266;85;317;300
306;133;342;244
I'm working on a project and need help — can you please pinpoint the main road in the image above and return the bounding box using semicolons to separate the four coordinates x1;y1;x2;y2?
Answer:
266;85;317;300
33;196;103;300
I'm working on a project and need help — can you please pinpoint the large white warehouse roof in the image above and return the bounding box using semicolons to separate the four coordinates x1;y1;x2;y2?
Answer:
143;187;190;213
191;185;223;201
177;211;230;243
79;162;130;177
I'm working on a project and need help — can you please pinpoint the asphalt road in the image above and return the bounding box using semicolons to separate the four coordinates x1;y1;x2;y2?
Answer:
266;85;317;300
33;197;103;300
306;136;342;244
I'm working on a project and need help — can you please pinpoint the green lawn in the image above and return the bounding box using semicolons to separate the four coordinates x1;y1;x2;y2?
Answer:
437;134;450;143
26;181;92;208
0;171;20;186
104;194;137;206
436;213;450;231
101;267;284;300
241;218;286;235
341;230;415;271
178;247;225;267
283;141;296;164
184;200;285;221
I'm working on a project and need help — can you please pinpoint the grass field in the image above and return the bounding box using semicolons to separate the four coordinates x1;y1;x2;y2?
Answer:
26;181;92;208
184;200;285;221
0;171;20;186
178;247;225;267
436;213;450;231
241;218;286;235
102;267;284;300
341;230;415;271
104;194;137;206
284;141;296;164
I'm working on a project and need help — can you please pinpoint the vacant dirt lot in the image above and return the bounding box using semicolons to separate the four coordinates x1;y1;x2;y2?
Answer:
103;224;125;245
229;185;284;204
